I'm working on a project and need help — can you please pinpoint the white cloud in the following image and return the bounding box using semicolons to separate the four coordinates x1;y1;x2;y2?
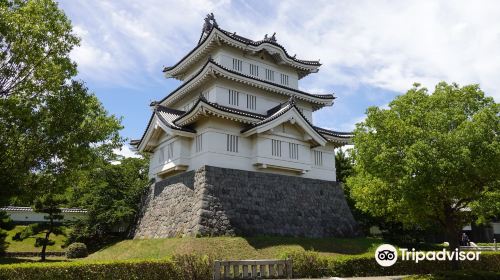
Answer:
114;145;141;159
63;0;500;100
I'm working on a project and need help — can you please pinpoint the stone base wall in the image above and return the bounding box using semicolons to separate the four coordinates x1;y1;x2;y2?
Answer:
133;166;359;238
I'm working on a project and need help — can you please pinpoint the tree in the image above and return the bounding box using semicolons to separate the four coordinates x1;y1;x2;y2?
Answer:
347;82;500;250
0;211;14;255
13;195;65;261
66;157;150;250
0;0;78;97
335;148;354;183
0;0;122;206
0;0;122;257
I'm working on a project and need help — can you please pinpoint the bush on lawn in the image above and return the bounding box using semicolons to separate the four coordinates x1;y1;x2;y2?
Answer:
66;243;88;259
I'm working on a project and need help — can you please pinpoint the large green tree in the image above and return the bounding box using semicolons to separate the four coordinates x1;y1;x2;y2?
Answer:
348;82;500;250
0;0;123;257
0;0;122;205
66;157;150;250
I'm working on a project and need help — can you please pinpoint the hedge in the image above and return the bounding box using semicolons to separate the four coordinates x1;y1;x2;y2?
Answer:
404;270;500;280
288;251;500;278
0;255;212;280
0;252;499;279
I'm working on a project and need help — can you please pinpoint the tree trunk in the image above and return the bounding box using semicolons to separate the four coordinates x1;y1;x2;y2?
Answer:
443;211;461;270
40;230;50;262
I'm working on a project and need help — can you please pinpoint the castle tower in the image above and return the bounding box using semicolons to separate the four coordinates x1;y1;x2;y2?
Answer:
132;14;358;238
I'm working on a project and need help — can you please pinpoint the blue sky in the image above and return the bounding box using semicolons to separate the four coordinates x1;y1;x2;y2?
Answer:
58;0;500;157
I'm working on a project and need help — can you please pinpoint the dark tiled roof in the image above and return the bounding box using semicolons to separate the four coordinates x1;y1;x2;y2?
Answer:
240;98;328;143
216;28;321;65
212;60;334;99
174;96;267;124
159;59;334;106
135;98;351;148
164;25;320;73
132;105;195;148
313;127;354;139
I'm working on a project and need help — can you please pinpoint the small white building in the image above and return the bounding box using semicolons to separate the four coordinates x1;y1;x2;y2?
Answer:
0;206;87;223
132;14;351;181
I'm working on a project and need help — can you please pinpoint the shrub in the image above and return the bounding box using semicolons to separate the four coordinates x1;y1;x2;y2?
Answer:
0;259;184;280
172;254;212;280
286;251;500;278
66;242;88;259
405;270;500;280
286;251;328;278
0;255;213;280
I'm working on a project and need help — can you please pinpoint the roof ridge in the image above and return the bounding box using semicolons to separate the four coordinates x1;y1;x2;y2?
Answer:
163;24;322;73
155;105;186;115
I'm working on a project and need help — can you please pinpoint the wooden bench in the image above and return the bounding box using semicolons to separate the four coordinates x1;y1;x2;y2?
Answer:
213;259;292;279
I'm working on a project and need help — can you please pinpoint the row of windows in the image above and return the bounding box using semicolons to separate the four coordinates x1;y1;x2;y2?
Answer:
227;89;257;111
231;58;290;86
158;137;323;166
271;140;300;160
196;133;240;153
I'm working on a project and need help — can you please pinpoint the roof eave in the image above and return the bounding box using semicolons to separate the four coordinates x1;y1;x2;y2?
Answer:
163;27;321;79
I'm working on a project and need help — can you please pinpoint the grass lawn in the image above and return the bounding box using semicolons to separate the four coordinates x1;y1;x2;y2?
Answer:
4;225;68;253
86;236;382;261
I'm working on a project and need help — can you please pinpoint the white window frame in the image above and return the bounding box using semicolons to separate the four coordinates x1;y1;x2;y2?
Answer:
195;134;203;153
246;94;256;110
228;89;239;106
272;139;282;157
232;58;243;72
289;143;299;160
226;134;239;153
314;150;323;166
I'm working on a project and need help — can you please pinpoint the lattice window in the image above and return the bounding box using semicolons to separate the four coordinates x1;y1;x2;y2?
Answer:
228;89;239;106
289;143;299;160
195;134;203;153
232;58;243;72
265;69;274;81
226;134;239;153
158;147;164;163
246;94;256;110
280;73;289;85
314;150;323;166
272;139;282;157
249;64;259;76
167;143;173;160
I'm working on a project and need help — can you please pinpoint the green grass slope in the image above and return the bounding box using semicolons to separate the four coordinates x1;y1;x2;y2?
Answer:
87;236;382;260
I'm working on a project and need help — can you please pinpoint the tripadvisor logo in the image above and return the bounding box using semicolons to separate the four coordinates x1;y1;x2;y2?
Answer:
374;244;481;267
